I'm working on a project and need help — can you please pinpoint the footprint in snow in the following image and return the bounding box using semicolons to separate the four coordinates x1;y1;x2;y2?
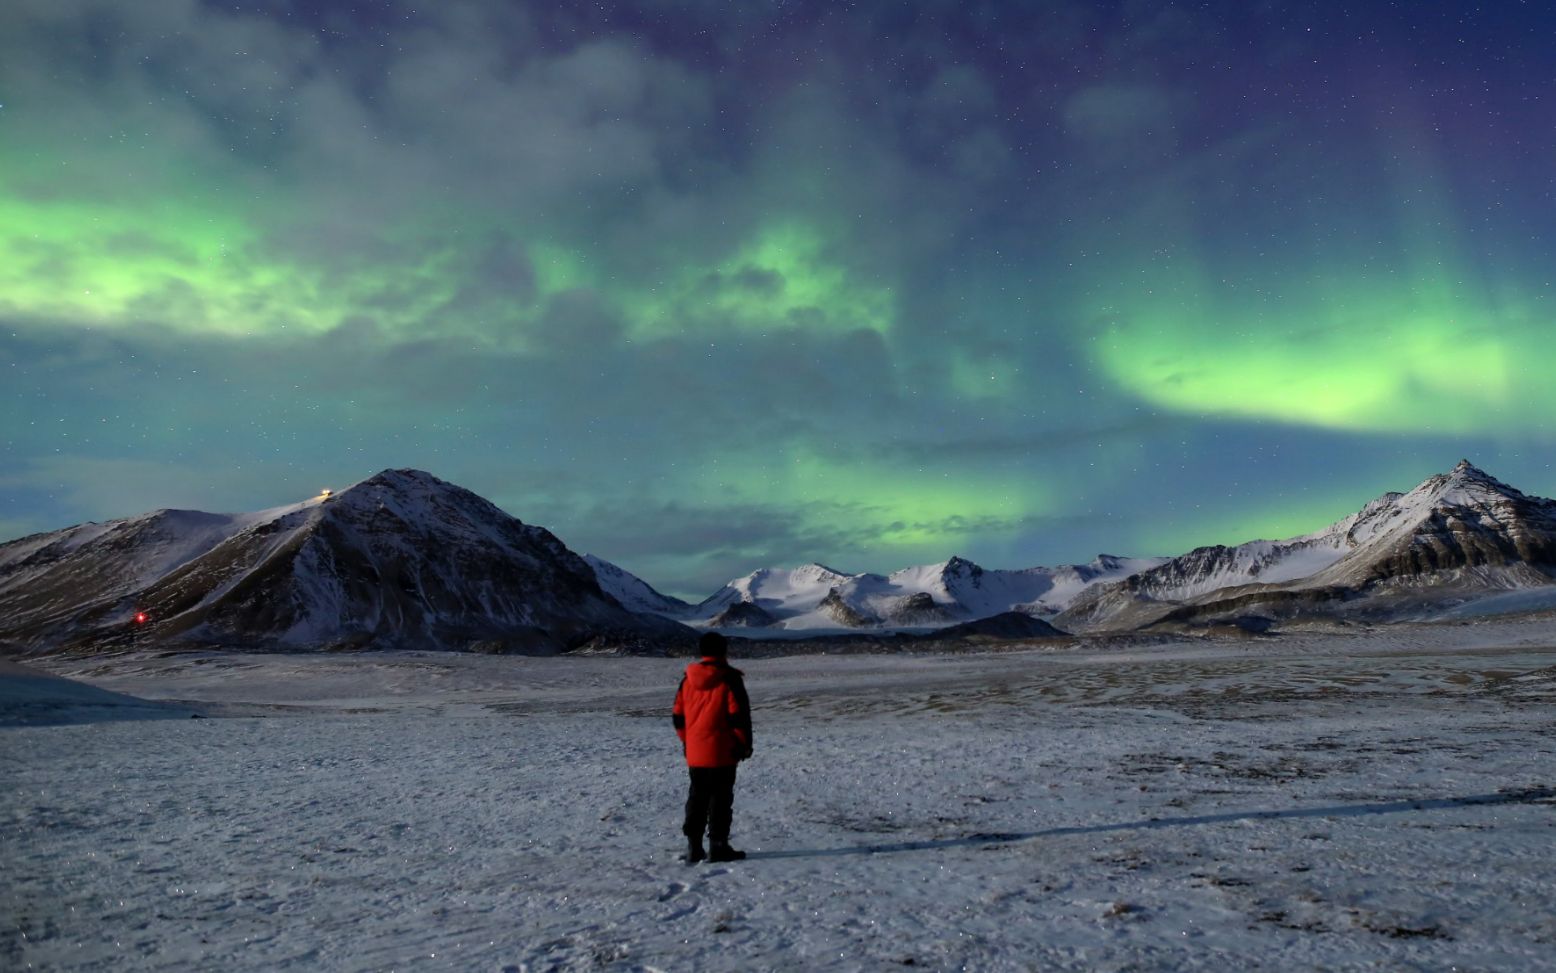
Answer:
657;881;688;902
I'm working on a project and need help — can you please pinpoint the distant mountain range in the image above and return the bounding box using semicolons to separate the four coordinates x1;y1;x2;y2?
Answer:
587;553;1164;634
592;460;1556;635
1056;460;1556;633
2;460;1553;654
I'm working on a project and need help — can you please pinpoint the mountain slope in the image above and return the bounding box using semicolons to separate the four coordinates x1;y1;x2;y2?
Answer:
1058;461;1556;632
1304;461;1556;587
584;554;692;616
0;470;690;654
694;563;856;620
11;460;1549;649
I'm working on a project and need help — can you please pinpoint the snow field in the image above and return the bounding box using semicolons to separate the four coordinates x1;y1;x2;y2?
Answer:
4;629;1556;971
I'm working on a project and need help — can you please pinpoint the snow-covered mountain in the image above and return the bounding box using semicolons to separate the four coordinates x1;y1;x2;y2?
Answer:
11;460;1551;651
694;563;856;620
1058;461;1556;632
0;470;691;654
591;554;1163;634
1306;461;1556;588
583;554;691;616
581;460;1556;636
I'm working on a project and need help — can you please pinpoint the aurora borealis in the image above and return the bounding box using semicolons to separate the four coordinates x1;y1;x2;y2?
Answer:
3;2;1554;597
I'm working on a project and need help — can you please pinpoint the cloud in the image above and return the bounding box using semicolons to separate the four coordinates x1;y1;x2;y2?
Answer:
5;0;1554;600
0;456;297;524
860;416;1187;464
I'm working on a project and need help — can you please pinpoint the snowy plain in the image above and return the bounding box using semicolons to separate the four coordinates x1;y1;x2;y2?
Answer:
4;620;1556;972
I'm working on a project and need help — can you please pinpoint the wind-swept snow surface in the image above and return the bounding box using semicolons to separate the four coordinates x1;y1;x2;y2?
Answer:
0;660;192;727
5;622;1556;971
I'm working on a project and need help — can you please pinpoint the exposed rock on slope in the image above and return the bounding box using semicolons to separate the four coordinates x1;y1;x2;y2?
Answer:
708;601;780;628
1058;461;1556;632
817;587;882;628
1314;461;1556;586
0;470;691;654
884;591;960;626
932;612;1068;640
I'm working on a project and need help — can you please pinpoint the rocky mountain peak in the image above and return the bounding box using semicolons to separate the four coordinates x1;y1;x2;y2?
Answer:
1057;460;1556;633
1437;459;1517;495
366;466;442;485
318;469;527;541
796;562;850;581
341;468;483;504
1384;461;1529;521
941;555;982;577
0;470;690;653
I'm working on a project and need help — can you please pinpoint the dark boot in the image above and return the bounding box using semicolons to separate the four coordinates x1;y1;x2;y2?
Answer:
707;841;745;862
685;836;706;864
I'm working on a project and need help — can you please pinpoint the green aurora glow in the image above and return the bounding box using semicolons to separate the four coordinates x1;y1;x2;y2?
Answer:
3;1;1554;596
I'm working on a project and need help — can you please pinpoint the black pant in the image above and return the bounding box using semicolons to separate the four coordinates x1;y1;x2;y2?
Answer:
683;766;738;844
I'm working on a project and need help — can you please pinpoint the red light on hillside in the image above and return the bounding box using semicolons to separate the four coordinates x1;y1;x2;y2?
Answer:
134;611;148;625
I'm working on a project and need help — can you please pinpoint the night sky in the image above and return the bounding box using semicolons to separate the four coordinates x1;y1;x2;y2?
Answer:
4;1;1555;598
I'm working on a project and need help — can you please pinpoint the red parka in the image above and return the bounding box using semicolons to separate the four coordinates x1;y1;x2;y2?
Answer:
672;656;753;768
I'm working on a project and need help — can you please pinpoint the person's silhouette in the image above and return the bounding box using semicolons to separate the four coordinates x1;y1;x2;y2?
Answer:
671;632;753;863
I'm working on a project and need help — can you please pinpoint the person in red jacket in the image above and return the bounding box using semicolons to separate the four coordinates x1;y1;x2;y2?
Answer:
672;631;753;863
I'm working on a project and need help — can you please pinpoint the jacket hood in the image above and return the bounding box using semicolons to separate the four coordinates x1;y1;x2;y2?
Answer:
684;658;739;691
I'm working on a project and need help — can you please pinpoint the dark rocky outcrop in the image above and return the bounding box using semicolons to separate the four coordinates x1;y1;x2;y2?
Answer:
933;612;1067;640
817;587;881;627
708;601;780;628
883;591;959;626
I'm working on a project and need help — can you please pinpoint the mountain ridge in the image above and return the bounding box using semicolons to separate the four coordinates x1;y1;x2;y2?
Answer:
1054;460;1556;632
0;469;691;655
591;461;1556;635
5;461;1554;652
